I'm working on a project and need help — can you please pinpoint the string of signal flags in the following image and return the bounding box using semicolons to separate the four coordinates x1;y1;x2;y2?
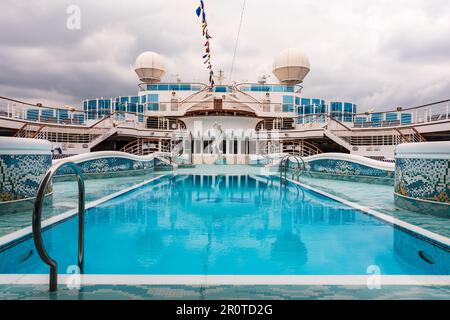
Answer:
195;0;215;87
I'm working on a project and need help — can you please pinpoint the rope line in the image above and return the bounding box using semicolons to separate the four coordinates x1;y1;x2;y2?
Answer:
228;0;246;84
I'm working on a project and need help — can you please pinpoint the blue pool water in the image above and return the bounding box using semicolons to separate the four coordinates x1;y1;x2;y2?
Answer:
0;175;448;275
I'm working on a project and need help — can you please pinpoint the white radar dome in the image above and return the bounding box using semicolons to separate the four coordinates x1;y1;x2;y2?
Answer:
134;51;166;83
272;48;310;85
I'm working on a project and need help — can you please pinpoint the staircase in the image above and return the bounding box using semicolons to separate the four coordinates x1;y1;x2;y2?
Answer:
89;127;117;149
324;128;353;151
395;127;426;143
14;124;42;138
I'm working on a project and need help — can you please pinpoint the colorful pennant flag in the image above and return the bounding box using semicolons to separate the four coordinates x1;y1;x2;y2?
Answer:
195;0;214;87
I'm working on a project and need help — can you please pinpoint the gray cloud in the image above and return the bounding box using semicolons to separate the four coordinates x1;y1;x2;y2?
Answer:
0;0;449;110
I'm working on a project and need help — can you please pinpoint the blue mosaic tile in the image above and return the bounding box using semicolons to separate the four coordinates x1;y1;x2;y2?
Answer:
0;154;51;201
395;158;450;203
55;157;156;176
304;159;394;178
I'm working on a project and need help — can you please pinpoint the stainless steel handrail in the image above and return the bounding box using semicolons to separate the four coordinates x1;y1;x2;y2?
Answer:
279;154;305;184
291;156;306;180
32;161;85;292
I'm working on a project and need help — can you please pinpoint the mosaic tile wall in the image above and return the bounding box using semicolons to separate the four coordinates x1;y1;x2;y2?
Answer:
0;154;52;202
291;159;394;179
55;157;156;176
395;158;450;204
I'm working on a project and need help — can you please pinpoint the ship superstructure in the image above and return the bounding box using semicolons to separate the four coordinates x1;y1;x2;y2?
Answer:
0;48;449;164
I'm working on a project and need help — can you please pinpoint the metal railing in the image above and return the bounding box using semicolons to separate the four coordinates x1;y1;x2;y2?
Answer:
121;138;163;155
279;154;305;185
282;140;322;157
32;161;85;292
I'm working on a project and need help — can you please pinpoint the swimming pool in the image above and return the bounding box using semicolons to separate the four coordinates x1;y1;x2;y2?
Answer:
0;174;448;277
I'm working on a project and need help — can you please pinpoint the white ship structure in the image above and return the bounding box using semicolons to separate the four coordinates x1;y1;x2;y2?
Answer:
0;48;449;165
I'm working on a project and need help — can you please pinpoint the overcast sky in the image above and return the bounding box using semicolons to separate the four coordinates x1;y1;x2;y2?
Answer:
1;0;449;111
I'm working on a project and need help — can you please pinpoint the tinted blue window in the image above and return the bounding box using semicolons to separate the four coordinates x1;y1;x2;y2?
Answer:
273;85;283;92
297;106;304;124
120;97;129;103
147;84;158;91
169;84;180;91
147;94;158;103
386;112;397;121
315;104;326;114
72;114;84;124
180;84;191;91
295;97;300;105
148;103;159;111
401;113;412;124
305;105;313;114
130;96;139;103
285;86;294;92
30;109;46;121
88;100;97;110
57;109;69;120
343;114;353;122
157;84;168;91
344;102;353;113
41;109;54;118
301;98;310;106
355;117;366;123
115;102;126;112
282;96;294;112
98;100;109;116
331;102;342;112
138;104;144;113
312;98;320;106
127;103;137;113
83;101;88;110
371;113;382;123
283;96;294;103
215;86;228;92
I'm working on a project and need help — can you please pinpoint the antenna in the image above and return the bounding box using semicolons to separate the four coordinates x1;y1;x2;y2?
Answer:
215;70;226;85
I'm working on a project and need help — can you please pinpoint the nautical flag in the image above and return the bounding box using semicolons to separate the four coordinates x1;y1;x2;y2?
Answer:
195;0;214;86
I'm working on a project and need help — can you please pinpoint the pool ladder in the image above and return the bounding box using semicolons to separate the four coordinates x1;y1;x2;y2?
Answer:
279;154;306;185
32;161;85;292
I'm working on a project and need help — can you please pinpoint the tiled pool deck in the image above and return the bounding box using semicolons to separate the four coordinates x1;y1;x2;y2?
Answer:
0;165;449;300
296;174;450;239
1;284;449;300
0;172;160;237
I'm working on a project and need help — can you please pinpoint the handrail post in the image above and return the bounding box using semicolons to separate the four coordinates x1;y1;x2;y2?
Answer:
32;161;85;292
